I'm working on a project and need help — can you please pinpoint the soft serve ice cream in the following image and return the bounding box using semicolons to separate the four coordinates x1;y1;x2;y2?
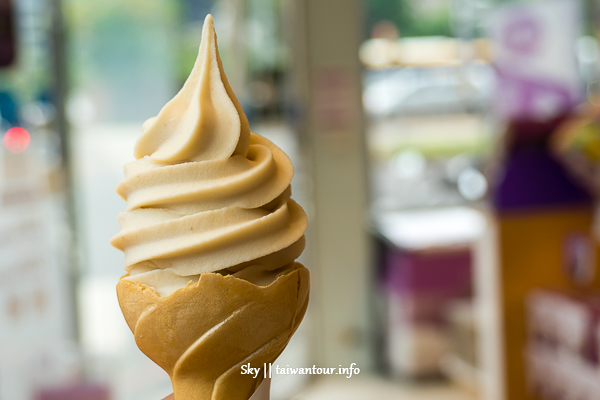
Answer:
110;15;309;400
111;14;306;294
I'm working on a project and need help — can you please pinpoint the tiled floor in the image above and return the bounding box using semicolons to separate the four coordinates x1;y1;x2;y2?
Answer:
291;376;476;400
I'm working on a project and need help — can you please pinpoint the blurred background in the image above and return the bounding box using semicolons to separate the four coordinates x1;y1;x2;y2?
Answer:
2;0;600;399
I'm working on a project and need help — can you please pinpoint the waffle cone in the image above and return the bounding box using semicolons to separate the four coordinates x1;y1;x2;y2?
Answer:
117;263;309;400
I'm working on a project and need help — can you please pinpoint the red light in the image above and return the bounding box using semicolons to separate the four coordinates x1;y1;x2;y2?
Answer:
3;127;30;153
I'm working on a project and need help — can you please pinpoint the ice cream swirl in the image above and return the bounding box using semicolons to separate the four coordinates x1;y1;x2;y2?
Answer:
110;15;307;296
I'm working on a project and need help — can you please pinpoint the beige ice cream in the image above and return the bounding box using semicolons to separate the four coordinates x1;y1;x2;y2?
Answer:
110;15;309;400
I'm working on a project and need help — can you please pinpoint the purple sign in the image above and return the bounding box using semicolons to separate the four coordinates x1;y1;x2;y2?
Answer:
489;0;583;120
503;14;541;55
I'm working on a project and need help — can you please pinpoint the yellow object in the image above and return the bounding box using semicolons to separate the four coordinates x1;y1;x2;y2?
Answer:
497;207;599;400
117;266;309;399
111;14;309;399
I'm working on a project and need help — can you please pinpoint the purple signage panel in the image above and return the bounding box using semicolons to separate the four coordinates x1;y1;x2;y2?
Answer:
489;0;583;120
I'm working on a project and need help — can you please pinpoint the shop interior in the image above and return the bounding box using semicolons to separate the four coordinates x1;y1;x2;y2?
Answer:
1;0;599;399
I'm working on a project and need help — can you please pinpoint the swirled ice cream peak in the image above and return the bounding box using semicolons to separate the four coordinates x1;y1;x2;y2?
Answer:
110;15;307;296
134;14;250;164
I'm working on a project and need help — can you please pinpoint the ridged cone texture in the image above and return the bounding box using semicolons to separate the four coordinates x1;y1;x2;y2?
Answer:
117;264;309;400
